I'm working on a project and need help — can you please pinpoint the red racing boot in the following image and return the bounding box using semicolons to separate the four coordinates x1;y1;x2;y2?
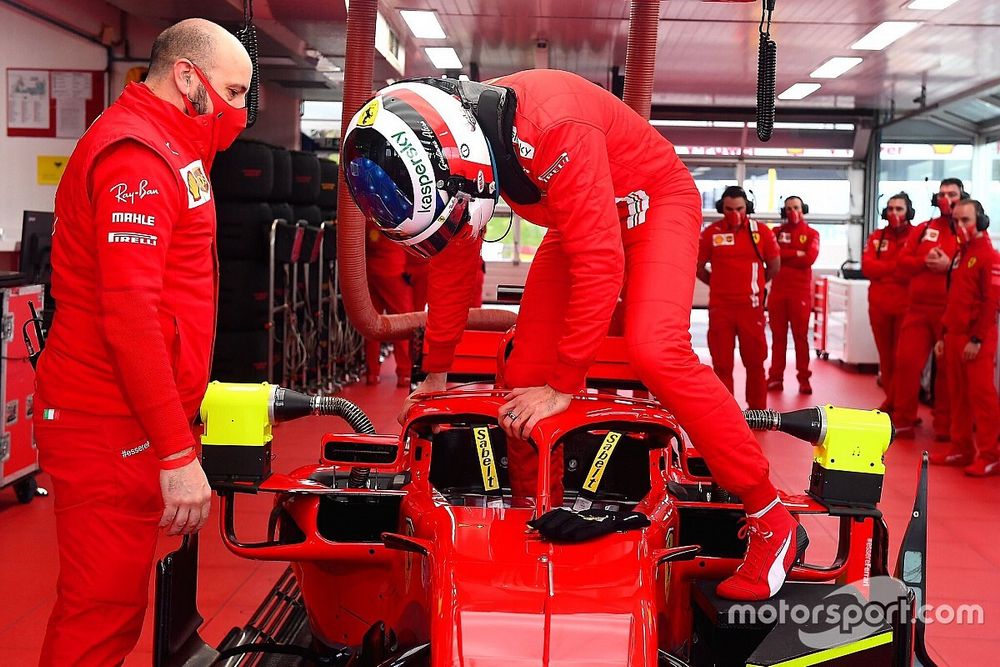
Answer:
716;499;809;600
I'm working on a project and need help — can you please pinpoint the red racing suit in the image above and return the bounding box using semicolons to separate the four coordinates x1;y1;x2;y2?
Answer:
862;222;913;405
425;69;779;513
941;233;1000;461
892;217;957;434
768;219;820;386
697;216;780;409
33;82;220;666
366;221;413;383
406;253;430;311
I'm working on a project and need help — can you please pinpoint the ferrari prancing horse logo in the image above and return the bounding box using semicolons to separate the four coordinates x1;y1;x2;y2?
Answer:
358;98;380;127
187;167;209;202
180;159;211;209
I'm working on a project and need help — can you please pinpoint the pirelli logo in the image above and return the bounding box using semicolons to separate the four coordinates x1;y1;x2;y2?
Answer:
538;152;569;183
473;426;500;492
583;431;622;494
108;231;157;246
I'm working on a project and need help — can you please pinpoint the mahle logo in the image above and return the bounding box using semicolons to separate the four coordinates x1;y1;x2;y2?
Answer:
391;131;434;214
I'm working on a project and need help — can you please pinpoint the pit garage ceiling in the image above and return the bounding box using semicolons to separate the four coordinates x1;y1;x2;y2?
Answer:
101;0;1000;137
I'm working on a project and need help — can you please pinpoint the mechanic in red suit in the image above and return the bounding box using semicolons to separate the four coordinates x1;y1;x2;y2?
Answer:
31;20;251;666
862;193;915;411
404;253;483;310
891;178;966;439
365;219;414;386
696;186;781;410
342;71;807;601
767;196;820;395
932;200;1000;476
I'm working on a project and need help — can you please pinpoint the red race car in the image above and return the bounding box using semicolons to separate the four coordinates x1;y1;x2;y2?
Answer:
154;334;934;667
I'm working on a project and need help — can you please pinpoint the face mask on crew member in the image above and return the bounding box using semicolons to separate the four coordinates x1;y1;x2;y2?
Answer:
182;63;247;153
723;209;743;226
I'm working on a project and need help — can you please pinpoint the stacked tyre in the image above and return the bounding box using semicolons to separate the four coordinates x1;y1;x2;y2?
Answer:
210;139;281;382
287;151;325;385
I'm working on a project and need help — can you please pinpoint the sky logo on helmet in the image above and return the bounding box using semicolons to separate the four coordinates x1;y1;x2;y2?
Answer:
358;98;380;127
392;131;434;214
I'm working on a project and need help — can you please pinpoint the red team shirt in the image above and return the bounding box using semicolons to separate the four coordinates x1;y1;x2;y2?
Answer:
698;218;780;308
770;220;820;296
862;223;913;314
897;217;958;309
37;83;219;459
942;233;1000;340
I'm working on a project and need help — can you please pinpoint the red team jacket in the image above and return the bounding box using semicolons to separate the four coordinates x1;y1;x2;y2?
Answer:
942;233;1000;340
897;217;958;310
36;83;219;459
697;218;780;309
422;70;698;394
862;223;914;314
770;220;820;296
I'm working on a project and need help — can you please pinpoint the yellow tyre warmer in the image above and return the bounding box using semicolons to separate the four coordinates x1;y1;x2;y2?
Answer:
809;405;892;508
200;381;277;483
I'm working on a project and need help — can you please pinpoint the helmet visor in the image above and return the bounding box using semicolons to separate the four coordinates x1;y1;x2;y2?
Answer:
344;156;414;231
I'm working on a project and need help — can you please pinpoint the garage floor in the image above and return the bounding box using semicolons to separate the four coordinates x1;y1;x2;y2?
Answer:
1;340;996;666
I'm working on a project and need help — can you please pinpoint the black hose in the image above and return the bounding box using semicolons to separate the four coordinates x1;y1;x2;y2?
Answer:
270;388;376;434
744;407;825;444
348;466;372;488
744;408;781;432
315;396;377;434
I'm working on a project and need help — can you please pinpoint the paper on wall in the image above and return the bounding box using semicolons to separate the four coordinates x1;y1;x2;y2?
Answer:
7;69;49;129
55;97;86;138
51;71;92;100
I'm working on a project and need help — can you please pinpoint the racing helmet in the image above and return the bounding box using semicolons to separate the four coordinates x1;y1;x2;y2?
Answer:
341;81;499;258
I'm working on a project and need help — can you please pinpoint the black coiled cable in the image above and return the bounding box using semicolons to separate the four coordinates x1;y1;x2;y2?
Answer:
756;0;777;142
236;0;260;127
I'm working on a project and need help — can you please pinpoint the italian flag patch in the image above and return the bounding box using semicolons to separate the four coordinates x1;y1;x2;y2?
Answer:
42;408;57;420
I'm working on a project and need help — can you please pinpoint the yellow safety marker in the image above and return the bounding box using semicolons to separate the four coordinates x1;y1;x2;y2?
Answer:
473;426;499;492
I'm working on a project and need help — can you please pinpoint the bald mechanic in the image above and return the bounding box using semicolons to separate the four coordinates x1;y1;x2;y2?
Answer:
342;71;808;601
33;19;251;665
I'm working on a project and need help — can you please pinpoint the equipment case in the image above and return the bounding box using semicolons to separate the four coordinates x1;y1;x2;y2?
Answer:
0;284;44;503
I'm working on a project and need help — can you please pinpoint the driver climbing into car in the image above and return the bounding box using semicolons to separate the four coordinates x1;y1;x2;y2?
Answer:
341;69;808;601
